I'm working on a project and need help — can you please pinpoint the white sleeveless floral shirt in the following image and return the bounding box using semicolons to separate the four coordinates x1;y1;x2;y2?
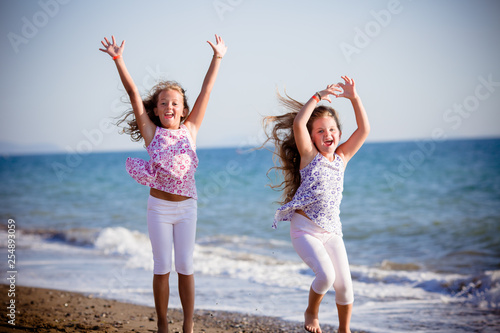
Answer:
273;153;344;236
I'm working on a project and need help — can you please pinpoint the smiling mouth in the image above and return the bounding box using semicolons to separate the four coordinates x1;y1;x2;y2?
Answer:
164;113;174;119
324;140;334;146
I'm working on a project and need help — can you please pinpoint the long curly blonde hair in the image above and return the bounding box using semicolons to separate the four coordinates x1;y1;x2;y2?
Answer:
117;81;190;142
263;91;342;205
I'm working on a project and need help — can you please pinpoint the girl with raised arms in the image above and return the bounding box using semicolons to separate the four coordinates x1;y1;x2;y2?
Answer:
99;34;227;333
264;76;370;333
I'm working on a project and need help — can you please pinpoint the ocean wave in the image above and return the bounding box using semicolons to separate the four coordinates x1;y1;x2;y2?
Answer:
2;227;499;310
353;263;500;310
94;227;153;271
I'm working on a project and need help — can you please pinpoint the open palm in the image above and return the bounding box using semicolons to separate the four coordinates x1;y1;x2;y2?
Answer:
99;35;125;58
337;76;358;100
207;34;227;58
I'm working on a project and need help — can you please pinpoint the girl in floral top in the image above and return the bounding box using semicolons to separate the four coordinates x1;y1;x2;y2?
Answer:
100;34;227;333
264;76;370;333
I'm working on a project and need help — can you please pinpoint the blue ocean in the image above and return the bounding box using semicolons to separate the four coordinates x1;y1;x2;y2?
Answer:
1;138;499;332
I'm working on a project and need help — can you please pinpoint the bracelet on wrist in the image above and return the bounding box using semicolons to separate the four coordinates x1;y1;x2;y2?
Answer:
312;95;320;102
315;92;322;101
214;55;222;59
112;55;121;60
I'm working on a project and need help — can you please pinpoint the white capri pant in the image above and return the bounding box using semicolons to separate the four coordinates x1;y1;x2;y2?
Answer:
147;195;197;275
290;213;354;305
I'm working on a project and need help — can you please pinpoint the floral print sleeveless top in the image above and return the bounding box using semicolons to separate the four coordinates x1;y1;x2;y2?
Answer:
126;124;199;199
273;153;345;236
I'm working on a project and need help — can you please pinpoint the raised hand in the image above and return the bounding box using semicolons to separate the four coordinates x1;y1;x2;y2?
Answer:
207;34;227;58
317;84;343;103
336;76;358;100
99;35;125;58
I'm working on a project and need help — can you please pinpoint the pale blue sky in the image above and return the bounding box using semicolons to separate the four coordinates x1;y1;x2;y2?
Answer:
1;0;499;154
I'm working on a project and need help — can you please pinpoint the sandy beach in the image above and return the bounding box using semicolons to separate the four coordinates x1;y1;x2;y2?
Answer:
1;284;368;333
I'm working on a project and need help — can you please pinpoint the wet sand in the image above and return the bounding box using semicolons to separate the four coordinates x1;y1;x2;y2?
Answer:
1;284;368;332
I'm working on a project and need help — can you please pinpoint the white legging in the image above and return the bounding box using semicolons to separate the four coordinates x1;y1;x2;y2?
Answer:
290;213;354;305
147;195;197;275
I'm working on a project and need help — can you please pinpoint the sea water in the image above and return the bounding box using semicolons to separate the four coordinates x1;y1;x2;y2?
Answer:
1;139;499;332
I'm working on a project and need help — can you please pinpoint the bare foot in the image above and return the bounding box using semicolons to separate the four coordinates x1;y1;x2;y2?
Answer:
337;329;351;333
157;321;168;333
183;319;194;333
304;310;322;333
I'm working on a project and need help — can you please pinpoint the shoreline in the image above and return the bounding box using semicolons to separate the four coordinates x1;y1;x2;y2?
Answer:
2;284;368;332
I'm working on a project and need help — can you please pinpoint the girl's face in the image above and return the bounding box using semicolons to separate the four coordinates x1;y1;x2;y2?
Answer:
310;116;341;157
154;89;187;129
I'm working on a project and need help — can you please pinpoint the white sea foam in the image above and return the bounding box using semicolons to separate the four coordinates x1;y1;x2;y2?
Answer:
94;227;153;271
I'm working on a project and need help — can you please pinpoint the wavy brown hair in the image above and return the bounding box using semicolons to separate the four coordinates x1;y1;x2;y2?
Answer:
263;90;342;205
117;81;190;142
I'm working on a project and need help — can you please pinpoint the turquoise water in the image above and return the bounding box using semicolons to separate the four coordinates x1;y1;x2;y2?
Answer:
1;138;499;332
